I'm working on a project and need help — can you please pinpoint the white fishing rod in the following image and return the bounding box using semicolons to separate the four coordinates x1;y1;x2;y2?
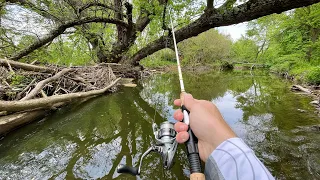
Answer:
169;14;205;180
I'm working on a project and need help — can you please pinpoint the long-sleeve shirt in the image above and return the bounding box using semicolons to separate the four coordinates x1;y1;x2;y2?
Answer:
204;138;274;180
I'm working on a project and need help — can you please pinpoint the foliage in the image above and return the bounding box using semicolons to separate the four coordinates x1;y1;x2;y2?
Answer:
178;29;232;65
231;3;320;84
9;73;25;86
231;37;258;62
39;37;94;66
306;66;320;84
140;48;176;68
141;29;232;67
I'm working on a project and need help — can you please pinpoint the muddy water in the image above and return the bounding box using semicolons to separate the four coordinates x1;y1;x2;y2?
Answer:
0;70;319;179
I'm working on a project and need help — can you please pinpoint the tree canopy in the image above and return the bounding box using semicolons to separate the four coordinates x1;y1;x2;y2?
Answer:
1;0;319;66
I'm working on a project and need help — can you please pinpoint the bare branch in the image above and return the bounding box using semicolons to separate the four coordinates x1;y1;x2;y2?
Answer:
21;68;72;100
0;58;54;72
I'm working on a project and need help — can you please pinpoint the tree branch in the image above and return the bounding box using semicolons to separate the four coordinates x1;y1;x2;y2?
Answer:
5;0;61;22
0;58;54;72
219;0;237;10
135;9;151;32
207;0;214;9
10;17;129;60
131;0;320;65
21;68;72;101
78;2;123;15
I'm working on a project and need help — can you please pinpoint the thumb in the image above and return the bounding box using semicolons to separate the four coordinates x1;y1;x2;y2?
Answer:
180;93;196;111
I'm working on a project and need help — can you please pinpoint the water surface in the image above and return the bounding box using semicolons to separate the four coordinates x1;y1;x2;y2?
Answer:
0;70;319;179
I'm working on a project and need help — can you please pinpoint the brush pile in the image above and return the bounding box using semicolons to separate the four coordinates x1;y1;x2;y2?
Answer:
0;58;121;135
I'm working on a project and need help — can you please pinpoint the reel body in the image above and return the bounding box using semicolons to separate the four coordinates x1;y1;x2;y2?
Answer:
117;121;177;176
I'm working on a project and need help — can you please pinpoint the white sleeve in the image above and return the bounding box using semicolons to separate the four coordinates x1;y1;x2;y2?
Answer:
204;137;274;180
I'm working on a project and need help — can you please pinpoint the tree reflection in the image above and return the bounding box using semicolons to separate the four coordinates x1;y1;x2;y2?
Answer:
0;71;319;179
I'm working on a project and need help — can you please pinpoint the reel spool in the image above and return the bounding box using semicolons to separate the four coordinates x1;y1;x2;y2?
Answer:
117;121;178;176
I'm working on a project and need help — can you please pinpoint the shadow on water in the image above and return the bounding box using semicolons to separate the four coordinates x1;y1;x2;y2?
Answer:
0;70;319;179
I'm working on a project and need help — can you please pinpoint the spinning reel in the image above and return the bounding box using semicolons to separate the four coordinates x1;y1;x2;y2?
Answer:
117;121;178;176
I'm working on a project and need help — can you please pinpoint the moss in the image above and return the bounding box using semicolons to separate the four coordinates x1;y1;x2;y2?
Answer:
10;73;26;86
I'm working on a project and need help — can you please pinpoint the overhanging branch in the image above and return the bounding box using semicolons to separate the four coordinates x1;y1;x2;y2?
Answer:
10;17;129;60
78;2;123;15
219;0;237;10
131;0;320;65
207;0;214;9
5;0;61;22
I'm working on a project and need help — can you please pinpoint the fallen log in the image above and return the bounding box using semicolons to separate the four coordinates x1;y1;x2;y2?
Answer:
292;85;312;94
21;68;72;100
0;58;54;73
0;110;48;136
0;77;121;112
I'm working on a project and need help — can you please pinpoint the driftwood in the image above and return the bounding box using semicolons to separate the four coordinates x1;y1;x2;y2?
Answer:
0;77;121;112
292;85;312;94
15;78;37;100
0;58;54;73
21;68;72;100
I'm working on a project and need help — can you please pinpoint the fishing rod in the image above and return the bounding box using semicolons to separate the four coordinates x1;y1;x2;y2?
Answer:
116;13;204;180
169;14;205;180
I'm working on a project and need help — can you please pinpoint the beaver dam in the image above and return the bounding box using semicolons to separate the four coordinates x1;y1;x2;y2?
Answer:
0;58;122;135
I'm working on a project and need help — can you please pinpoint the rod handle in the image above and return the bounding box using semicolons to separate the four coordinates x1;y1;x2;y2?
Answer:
190;173;206;180
181;105;202;174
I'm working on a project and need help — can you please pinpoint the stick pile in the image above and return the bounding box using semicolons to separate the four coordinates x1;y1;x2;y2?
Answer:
0;58;121;135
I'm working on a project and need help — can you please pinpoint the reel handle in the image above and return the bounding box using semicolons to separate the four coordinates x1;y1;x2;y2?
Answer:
117;164;139;176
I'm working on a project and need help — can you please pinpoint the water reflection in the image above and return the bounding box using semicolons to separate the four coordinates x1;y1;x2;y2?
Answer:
0;70;319;179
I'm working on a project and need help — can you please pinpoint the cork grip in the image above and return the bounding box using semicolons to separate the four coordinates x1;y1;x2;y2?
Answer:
190;173;206;180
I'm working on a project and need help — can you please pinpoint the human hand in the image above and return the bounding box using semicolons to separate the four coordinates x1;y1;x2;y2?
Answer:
173;93;236;162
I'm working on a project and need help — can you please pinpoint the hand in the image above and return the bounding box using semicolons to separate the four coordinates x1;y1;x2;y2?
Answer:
173;93;236;162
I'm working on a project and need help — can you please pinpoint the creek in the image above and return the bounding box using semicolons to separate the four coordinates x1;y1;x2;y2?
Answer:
0;70;319;179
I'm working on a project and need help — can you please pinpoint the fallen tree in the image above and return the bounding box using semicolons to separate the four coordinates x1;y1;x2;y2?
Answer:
0;77;121;112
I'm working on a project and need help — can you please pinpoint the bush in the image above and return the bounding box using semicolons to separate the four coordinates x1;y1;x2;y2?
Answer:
306;67;320;85
140;49;176;68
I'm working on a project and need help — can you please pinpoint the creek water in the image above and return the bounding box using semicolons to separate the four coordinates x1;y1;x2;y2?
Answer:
0;70;319;180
